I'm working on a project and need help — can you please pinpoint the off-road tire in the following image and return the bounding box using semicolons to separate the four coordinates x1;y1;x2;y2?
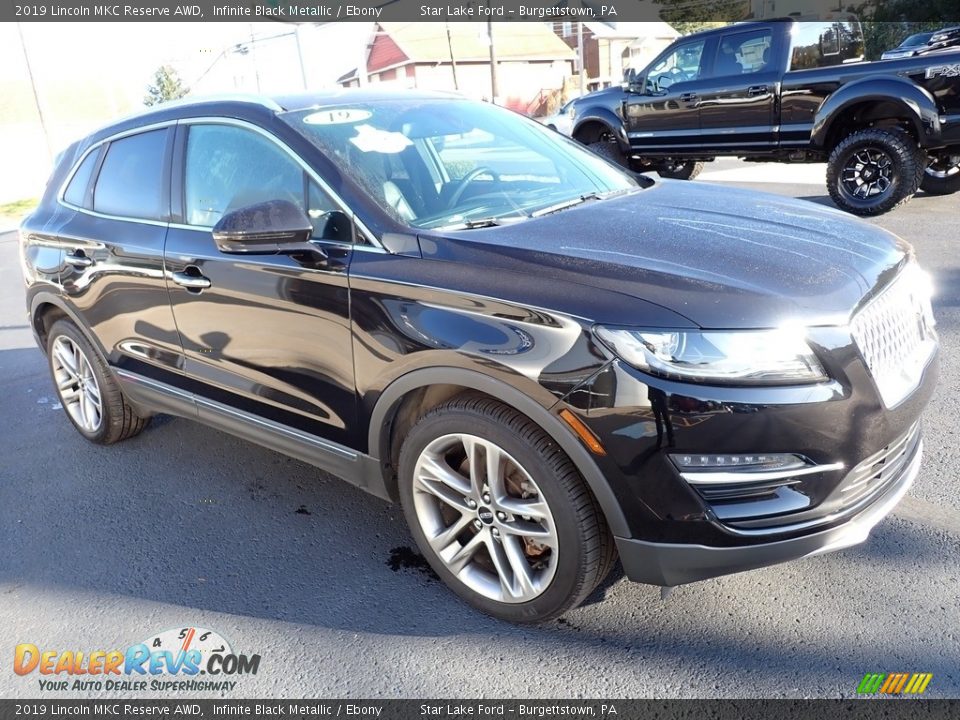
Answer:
920;156;960;196
826;128;924;216
658;160;705;180
587;140;629;168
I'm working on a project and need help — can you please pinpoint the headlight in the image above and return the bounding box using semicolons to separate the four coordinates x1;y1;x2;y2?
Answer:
594;327;827;385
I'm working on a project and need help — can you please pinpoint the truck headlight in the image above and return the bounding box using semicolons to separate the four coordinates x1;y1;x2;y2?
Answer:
594;327;827;385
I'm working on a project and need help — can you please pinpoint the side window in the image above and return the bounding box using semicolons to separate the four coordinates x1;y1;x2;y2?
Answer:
646;41;706;93
713;30;773;77
789;22;864;70
63;149;99;208
93;129;167;220
184;124;344;241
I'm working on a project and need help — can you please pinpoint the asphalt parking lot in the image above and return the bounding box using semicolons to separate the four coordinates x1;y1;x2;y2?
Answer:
2;162;959;699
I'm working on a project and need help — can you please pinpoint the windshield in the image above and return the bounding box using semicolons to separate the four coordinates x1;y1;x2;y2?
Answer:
280;98;638;230
901;32;933;48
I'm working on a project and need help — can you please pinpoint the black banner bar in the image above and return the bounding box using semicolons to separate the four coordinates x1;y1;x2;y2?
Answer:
2;700;960;720
4;0;960;23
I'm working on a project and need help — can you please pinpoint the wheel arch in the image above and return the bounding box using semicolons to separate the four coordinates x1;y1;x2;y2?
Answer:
367;367;630;538
572;108;630;152
29;292;103;357
811;78;941;151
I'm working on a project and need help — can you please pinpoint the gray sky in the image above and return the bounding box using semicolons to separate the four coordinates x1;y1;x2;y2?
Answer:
0;22;369;201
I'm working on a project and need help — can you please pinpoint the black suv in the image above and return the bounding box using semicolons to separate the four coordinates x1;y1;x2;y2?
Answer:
20;91;938;622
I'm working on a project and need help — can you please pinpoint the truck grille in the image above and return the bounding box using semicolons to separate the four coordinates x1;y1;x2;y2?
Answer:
850;265;937;408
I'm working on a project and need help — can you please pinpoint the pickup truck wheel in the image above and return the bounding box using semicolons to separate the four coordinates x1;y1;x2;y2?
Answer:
46;319;149;445
658;160;704;180
398;395;615;623
587;140;628;168
920;154;960;195
826;128;923;216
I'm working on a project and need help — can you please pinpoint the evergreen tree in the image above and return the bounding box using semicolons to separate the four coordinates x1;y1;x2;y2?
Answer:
144;65;189;107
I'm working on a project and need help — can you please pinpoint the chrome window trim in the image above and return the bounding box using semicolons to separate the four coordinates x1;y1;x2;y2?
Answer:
56;116;385;251
56;119;177;222
177;116;382;249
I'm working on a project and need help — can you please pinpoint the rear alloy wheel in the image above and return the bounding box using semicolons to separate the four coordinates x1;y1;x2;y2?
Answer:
51;334;103;435
657;160;704;180
920;153;960;195
826;128;924;216
47;319;149;445
398;396;615;623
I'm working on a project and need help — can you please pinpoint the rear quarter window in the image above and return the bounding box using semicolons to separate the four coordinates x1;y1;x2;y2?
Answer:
789;21;865;70
93;129;168;220
62;149;99;208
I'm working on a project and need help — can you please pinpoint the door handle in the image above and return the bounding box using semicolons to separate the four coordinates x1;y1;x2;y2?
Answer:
172;267;211;291
680;92;699;103
65;250;93;268
747;85;770;97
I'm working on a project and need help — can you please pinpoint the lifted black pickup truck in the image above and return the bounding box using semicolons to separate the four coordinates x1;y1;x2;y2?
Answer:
571;19;960;215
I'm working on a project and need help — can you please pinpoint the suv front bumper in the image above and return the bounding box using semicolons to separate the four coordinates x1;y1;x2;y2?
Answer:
615;434;922;586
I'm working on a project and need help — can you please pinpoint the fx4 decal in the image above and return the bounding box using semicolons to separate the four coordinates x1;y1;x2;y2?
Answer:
925;63;960;79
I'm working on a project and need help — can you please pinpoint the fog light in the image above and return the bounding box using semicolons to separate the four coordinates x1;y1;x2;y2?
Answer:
671;453;807;473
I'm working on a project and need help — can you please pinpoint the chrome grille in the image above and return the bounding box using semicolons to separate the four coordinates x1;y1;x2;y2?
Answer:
850;265;937;408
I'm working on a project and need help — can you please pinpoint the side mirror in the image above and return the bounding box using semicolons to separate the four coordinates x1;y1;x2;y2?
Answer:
212;199;314;255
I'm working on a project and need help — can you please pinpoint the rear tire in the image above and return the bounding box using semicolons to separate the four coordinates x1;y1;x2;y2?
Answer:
657;160;704;180
587;140;628;168
920;153;960;195
46;319;149;445
397;395;615;623
826;128;924;216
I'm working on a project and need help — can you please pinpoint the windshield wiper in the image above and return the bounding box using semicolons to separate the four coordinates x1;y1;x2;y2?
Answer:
531;192;602;218
436;215;527;231
530;188;637;218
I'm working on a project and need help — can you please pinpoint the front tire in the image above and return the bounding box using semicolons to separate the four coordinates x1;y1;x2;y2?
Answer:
398;395;615;623
826;128;924;216
587;140;628;168
920;153;960;195
657;160;704;180
46;319;149;445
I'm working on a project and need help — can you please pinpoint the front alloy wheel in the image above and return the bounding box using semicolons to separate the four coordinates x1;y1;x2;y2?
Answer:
398;395;615;623
411;433;559;604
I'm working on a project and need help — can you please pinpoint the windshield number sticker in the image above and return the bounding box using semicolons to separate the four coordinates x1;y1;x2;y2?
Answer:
304;108;373;125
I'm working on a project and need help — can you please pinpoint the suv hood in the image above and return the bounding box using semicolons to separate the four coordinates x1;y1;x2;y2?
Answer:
432;180;908;329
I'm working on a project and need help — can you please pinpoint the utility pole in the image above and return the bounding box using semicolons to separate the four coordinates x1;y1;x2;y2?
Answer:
445;22;460;90
577;22;585;95
16;22;53;163
248;24;262;92
293;25;308;90
357;22;371;87
487;16;499;102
